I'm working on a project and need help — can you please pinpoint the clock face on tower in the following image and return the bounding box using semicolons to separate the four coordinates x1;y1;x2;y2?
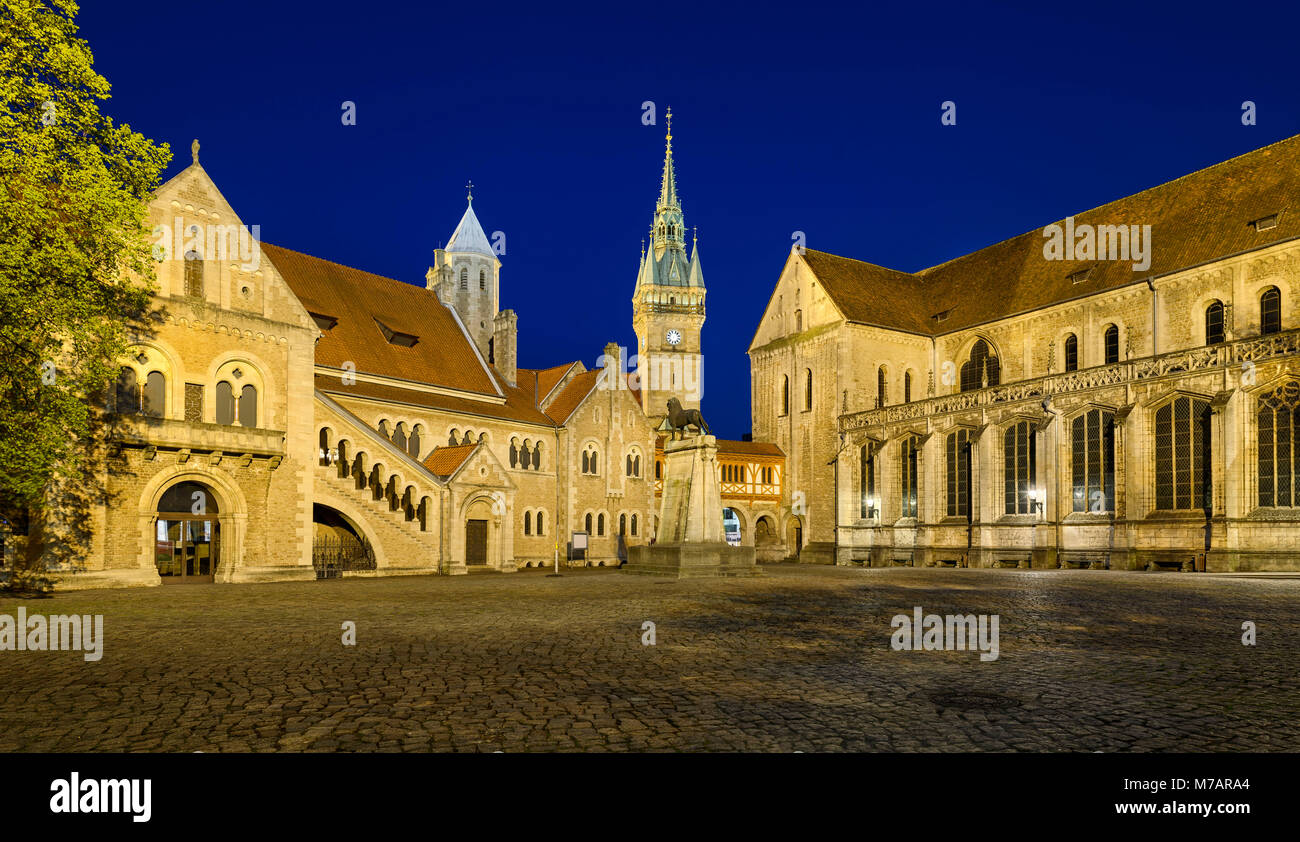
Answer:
665;329;682;346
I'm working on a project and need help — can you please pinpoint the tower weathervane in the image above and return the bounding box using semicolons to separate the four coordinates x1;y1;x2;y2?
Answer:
466;180;474;201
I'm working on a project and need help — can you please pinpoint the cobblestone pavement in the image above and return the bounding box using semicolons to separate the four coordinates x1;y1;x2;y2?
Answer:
2;564;1298;752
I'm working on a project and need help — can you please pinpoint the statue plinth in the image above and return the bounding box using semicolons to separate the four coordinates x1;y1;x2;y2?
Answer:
624;434;759;578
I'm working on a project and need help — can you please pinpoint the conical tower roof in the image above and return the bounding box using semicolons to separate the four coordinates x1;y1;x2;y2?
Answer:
446;192;496;258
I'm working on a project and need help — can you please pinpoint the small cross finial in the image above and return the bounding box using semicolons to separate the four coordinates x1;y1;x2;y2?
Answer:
466;180;474;201
666;106;672;147
692;226;697;245
191;138;200;165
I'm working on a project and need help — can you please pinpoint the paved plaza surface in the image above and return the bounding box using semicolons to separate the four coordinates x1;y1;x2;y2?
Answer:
1;564;1297;752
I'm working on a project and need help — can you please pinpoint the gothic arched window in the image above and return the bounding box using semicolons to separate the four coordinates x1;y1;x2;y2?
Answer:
215;380;235;425
1071;408;1115;513
1261;286;1282;335
960;339;999;392
479;269;486;291
1064;334;1079;372
524;511;532;536
183;250;203;298
1155;396;1211;511
900;436;919;518
1205;301;1225;345
1258;381;1300;507
877;367;887;408
115;368;139;414
904;371;912;404
1004;421;1036;514
859;443;875;519
142;371;165;418
804;368;813;411
1103;324;1120;364
781;376;789;415
945;429;971;517
459;268;468;290
238;384;257;427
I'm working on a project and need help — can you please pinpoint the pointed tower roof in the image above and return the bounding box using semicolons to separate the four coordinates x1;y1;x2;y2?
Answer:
446;188;496;258
688;237;704;288
658;107;679;211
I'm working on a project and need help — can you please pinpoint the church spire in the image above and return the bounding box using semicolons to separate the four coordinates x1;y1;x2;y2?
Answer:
650;106;687;260
658;107;679;211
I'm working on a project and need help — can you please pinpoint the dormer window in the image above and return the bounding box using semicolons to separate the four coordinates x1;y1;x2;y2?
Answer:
932;308;952;322
375;318;418;347
309;312;338;332
1252;213;1280;232
1067;266;1094;284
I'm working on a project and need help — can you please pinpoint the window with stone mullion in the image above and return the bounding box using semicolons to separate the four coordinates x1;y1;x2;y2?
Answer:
945;430;969;517
900;438;918;519
1156;397;1211;510
1072;409;1115;512
1004;421;1034;514
1259;392;1300;507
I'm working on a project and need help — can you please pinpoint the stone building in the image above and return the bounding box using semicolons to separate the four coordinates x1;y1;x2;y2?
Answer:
652;436;786;561
750;133;1300;571
38;123;754;588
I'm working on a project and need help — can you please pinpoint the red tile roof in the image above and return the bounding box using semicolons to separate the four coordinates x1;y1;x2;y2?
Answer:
804;133;1300;336
315;373;558;428
423;443;477;477
542;368;601;424
716;439;784;457
262;243;498;395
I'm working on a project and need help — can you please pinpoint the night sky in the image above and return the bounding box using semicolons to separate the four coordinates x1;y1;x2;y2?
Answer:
77;1;1300;439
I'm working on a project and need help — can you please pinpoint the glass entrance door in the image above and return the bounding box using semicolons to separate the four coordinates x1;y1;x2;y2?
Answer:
155;518;219;582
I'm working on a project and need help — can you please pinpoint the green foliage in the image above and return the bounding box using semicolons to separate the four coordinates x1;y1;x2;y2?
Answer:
0;0;171;523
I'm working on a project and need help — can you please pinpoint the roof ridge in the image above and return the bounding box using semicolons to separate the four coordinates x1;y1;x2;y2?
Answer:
917;133;1300;276
262;241;429;295
802;248;918;278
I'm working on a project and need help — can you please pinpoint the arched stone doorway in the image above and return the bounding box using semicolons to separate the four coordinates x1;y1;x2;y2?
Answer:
463;496;495;567
786;515;804;559
154;480;221;583
312;504;376;579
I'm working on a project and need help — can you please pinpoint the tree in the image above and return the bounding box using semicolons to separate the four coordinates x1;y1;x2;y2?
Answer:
0;0;170;589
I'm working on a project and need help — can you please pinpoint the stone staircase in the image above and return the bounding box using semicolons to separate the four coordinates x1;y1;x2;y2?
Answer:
314;464;440;574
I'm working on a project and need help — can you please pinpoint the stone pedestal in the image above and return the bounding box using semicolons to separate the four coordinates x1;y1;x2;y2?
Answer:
624;434;759;578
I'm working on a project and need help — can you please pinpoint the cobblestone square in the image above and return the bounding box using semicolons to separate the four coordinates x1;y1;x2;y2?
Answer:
2;565;1297;752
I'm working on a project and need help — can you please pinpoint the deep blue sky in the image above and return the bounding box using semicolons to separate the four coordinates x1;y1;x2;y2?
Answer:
78;1;1300;439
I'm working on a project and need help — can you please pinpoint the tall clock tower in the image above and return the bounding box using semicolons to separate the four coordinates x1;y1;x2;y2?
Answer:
632;108;706;420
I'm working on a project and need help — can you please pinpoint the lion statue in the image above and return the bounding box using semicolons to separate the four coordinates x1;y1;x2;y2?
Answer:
666;397;711;435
